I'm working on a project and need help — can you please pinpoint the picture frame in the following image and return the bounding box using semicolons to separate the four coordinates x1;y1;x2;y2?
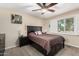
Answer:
11;14;22;24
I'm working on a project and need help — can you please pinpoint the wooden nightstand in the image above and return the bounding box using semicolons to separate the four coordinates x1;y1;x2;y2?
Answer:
19;36;29;47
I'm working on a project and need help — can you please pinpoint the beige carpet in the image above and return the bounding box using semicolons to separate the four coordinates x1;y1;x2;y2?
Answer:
4;45;79;56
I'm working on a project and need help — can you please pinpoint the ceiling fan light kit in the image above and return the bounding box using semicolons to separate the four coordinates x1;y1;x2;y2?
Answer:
41;9;47;12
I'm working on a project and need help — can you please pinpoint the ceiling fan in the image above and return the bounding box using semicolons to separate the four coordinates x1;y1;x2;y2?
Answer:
32;3;58;15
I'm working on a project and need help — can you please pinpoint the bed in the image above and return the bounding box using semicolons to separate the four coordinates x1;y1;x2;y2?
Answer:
27;26;65;56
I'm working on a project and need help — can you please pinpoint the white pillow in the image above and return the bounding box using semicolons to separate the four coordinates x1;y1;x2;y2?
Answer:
37;31;42;35
35;31;38;35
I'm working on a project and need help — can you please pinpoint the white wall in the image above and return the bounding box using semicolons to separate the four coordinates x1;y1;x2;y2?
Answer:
0;9;44;49
46;9;79;48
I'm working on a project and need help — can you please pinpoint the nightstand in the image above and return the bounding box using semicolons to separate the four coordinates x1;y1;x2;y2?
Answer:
19;36;29;47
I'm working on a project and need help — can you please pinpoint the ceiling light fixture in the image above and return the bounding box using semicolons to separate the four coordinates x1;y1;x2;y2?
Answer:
41;9;47;12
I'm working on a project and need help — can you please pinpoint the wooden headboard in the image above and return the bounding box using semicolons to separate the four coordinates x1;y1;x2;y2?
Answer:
27;26;42;35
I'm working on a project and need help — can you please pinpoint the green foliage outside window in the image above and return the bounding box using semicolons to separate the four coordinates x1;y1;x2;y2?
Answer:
58;18;74;32
58;19;64;32
65;18;74;31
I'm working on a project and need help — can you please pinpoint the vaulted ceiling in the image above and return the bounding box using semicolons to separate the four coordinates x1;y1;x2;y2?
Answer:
0;3;79;19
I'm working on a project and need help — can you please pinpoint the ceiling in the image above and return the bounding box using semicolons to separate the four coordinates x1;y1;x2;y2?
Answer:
0;3;79;19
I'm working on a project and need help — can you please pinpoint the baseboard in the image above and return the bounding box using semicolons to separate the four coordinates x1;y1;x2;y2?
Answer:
5;45;17;50
5;43;79;50
65;43;79;48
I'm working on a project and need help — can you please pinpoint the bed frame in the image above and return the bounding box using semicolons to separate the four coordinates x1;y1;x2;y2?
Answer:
27;26;65;56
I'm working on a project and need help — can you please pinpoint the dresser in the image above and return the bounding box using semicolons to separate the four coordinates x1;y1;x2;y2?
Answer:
0;34;5;56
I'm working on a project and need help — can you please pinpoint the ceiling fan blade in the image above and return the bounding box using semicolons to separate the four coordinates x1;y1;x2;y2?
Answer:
32;9;42;11
48;9;55;12
43;3;46;8
47;3;57;8
37;3;43;8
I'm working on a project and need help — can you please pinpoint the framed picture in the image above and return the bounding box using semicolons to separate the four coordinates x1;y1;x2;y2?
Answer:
11;14;22;24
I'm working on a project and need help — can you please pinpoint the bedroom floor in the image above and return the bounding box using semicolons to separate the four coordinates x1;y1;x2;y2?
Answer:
4;45;79;56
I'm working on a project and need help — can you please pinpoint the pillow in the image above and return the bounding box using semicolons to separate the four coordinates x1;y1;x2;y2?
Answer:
35;31;38;35
35;31;42;35
37;31;42;35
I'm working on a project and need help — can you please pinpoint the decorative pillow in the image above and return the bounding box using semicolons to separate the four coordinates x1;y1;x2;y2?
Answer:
35;31;38;35
35;31;42;35
37;31;42;35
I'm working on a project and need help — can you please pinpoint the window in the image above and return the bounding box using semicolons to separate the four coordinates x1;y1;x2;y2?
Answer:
65;18;74;31
58;19;64;32
58;18;74;32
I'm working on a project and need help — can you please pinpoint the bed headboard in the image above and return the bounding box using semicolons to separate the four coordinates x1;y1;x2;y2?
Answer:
27;26;42;35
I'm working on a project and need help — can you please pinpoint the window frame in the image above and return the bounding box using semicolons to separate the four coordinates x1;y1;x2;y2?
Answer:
58;17;74;32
